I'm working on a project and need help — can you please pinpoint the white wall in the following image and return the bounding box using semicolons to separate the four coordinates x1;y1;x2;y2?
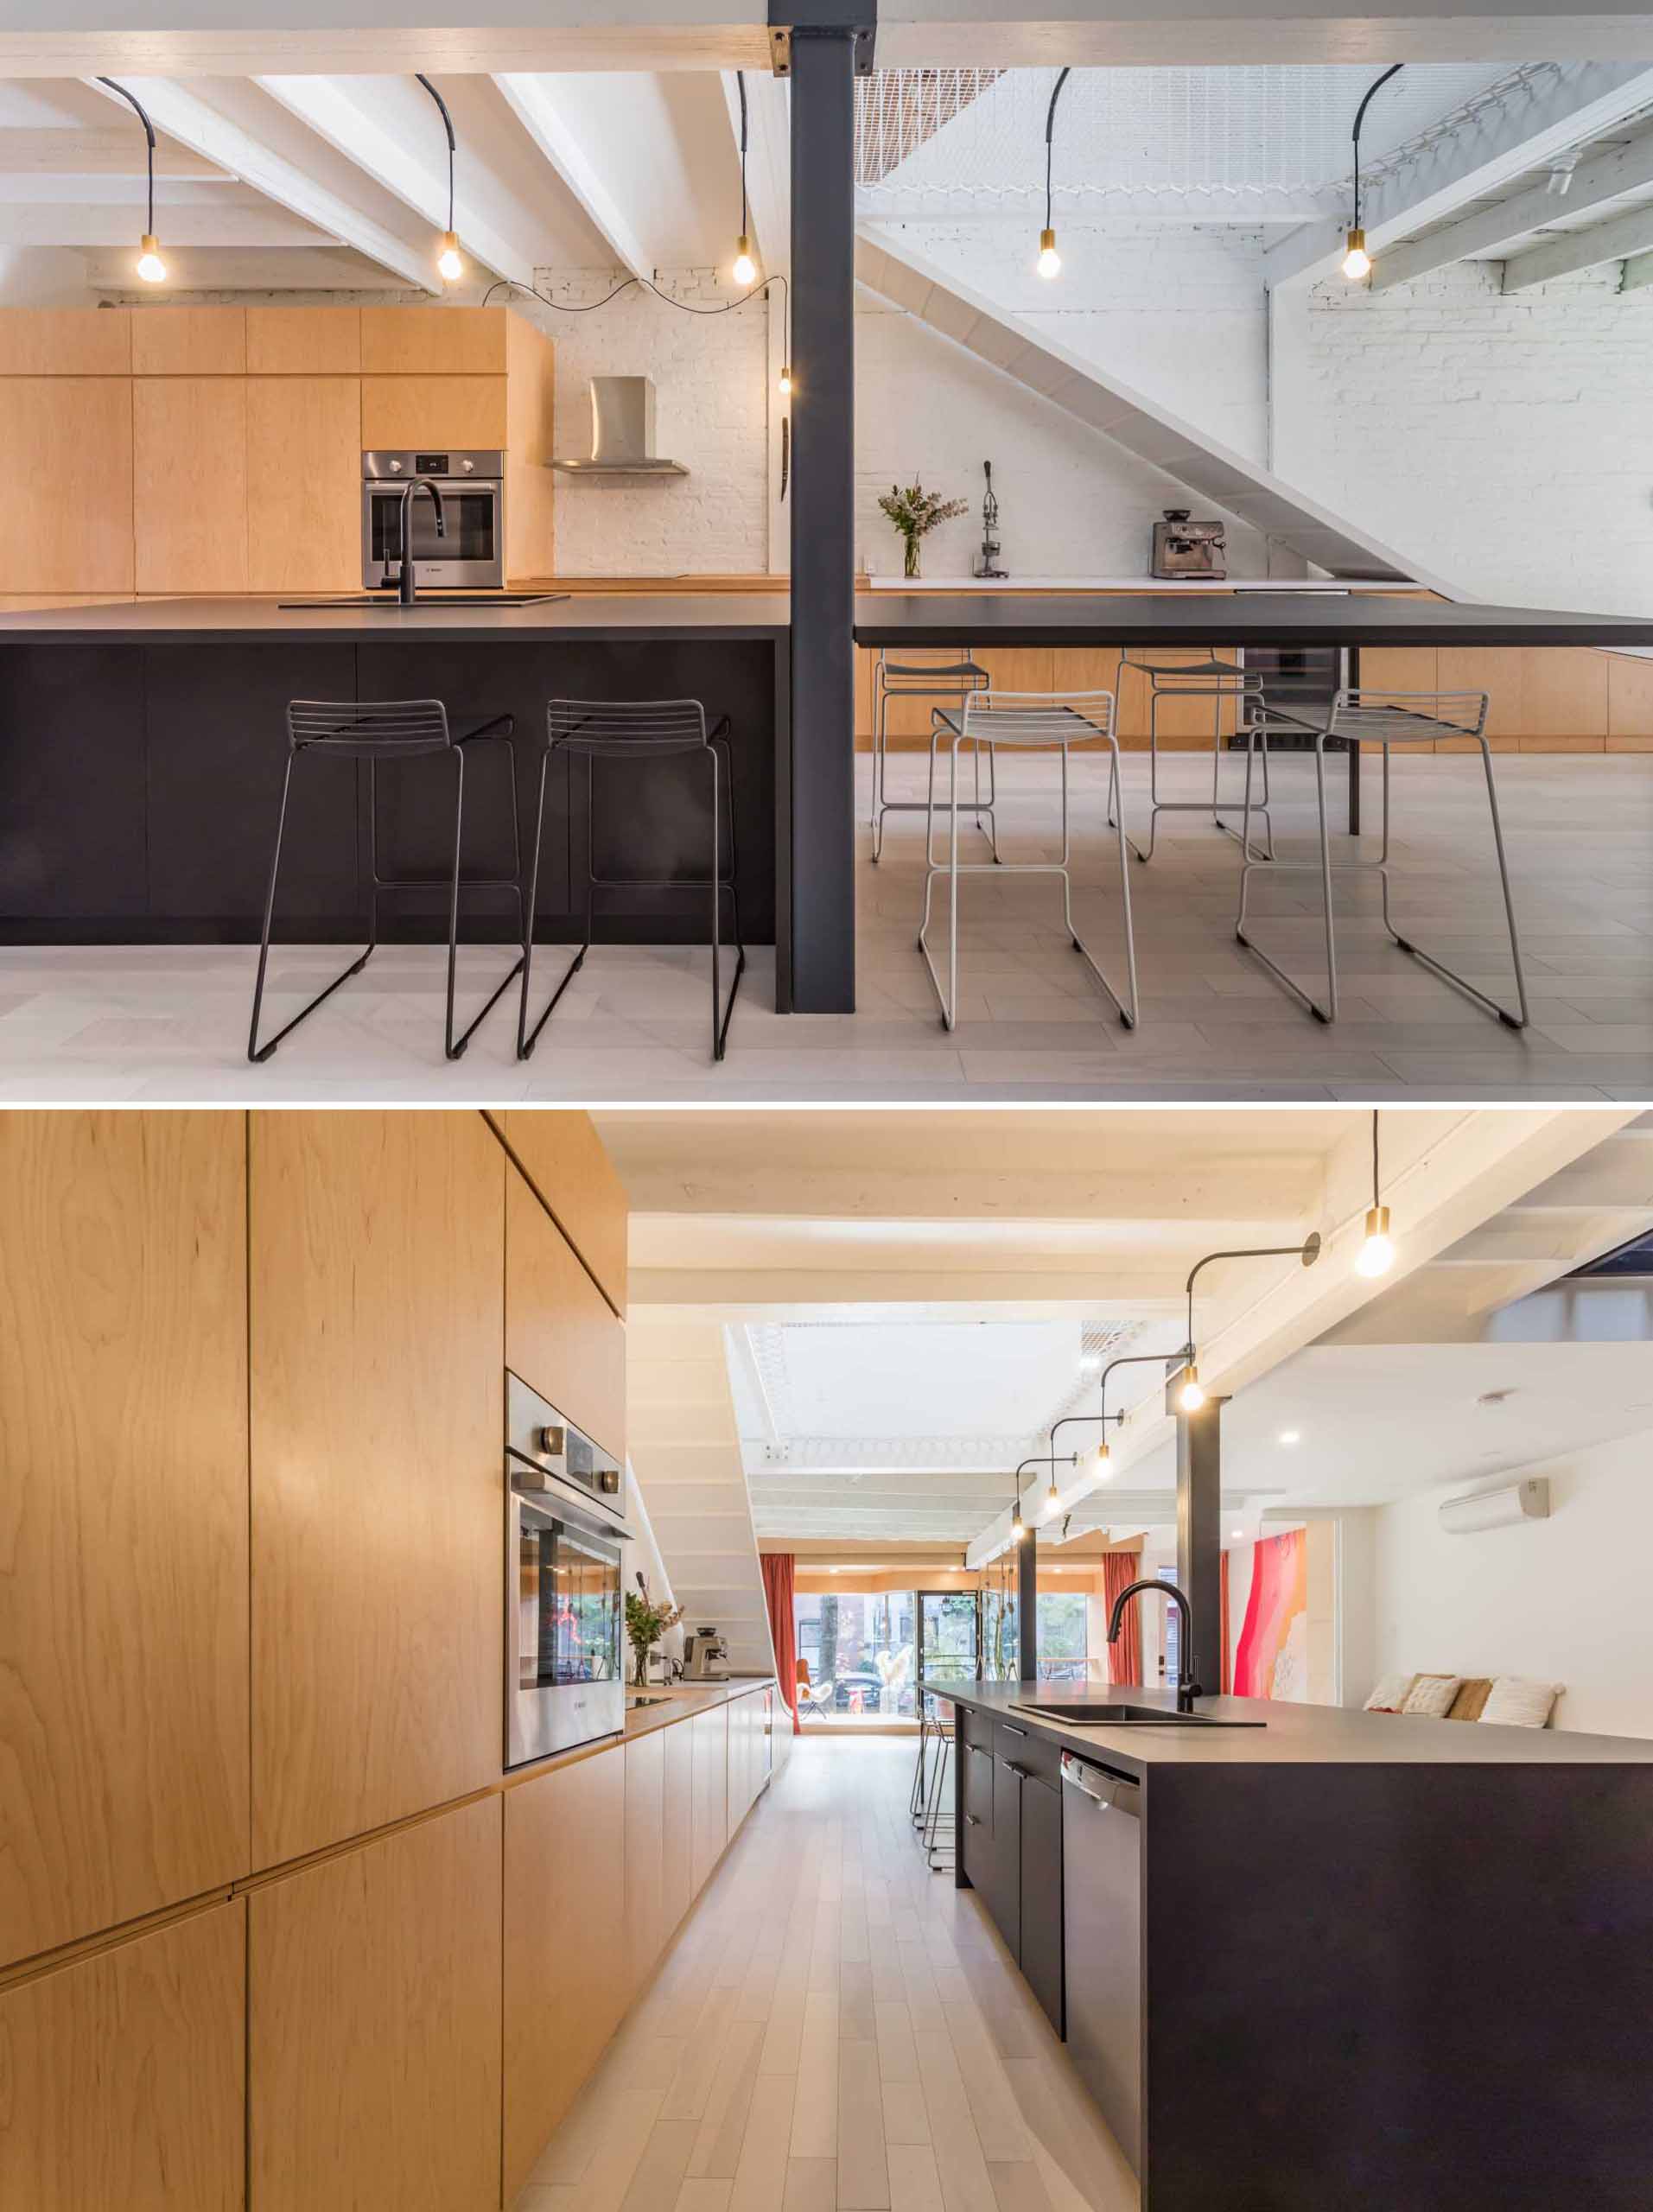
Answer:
1372;1426;1653;1738
1270;261;1653;615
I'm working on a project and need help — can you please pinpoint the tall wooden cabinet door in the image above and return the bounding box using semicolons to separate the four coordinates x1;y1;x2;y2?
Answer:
0;1898;245;2212
245;377;362;593
690;1706;728;1896
134;377;248;594
505;1161;626;1463
625;1730;666;1996
499;1108;629;1315
249;1111;505;1868
251;1795;502;2212
360;374;507;450
0;1113;248;1968
662;1719;694;1933
503;1745;627;2202
0;378;133;593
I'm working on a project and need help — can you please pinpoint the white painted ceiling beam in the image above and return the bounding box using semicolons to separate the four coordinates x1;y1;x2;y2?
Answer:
79;244;408;289
1618;245;1653;288
493;73;649;276
1502;197;1653;288
1371;122;1653;289
0;129;223;179
85;75;439;292
0;202;320;246
1264;61;1653;289
257;74;533;285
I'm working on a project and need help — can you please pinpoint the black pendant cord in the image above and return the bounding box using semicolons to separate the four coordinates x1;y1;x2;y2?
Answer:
1351;62;1404;233
96;78;156;239
737;68;749;239
1044;66;1070;234
1370;1107;1382;1209
416;73;457;238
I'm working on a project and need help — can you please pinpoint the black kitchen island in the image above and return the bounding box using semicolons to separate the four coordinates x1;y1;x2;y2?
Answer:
930;1677;1653;2212
0;593;808;1006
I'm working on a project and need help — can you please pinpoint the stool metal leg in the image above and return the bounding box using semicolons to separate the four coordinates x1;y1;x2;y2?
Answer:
708;738;746;1062
442;741;528;1062
248;750;377;1063
923;1731;955;1871
1378;738;1529;1029
1236;730;1338;1023
518;751;587;1058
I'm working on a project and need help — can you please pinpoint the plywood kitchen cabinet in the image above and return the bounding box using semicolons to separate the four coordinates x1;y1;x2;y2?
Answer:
690;1704;730;1895
0;1900;246;2212
499;1107;628;1315
130;305;246;377
624;1729;667;1999
246;304;362;375
360;372;508;450
134;377;249;594
248;1110;504;1869
361;303;509;375
0;305;130;375
503;1744;627;2202
662;1715;695;1935
505;308;556;582
0;1112;248;1969
245;375;362;594
250;1794;502;2212
0;377;134;594
505;1158;627;1461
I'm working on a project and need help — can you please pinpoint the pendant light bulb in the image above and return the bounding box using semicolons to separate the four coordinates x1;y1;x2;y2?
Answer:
436;231;463;282
777;364;792;397
1090;1439;1111;1478
1036;227;1061;280
733;237;756;287
136;233;167;284
1178;1366;1206;1414
1011;1506;1027;1543
1341;226;1371;282
1357;1204;1395;1277
1045;1475;1062;1517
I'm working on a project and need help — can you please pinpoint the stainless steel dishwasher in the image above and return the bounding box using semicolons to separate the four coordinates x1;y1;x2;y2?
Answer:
1061;1749;1143;2177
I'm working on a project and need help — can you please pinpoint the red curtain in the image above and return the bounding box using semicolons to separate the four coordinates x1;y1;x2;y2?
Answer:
1220;1550;1231;1695
760;1553;801;1735
1102;1551;1142;1688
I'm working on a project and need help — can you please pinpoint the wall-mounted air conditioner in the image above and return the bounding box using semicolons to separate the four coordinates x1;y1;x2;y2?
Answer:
1438;1478;1550;1535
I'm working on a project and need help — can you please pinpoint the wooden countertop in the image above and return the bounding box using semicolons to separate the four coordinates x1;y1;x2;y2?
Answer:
620;1676;774;1745
928;1678;1653;1770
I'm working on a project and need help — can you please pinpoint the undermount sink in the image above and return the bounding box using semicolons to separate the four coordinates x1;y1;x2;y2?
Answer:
1011;1700;1265;1730
276;593;569;609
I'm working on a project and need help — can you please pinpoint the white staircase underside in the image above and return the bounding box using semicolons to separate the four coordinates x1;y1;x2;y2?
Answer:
627;1313;777;1677
855;228;1453;589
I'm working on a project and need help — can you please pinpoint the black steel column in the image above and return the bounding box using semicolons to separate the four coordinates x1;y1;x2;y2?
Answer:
1175;1395;1224;1697
1018;1530;1039;1681
786;19;860;1012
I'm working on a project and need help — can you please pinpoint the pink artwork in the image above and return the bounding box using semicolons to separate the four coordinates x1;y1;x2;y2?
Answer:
1233;1529;1309;1700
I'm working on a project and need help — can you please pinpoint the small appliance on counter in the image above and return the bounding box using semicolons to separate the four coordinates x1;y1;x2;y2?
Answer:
973;460;1007;578
362;450;505;590
684;1626;731;1681
505;1370;629;1768
1151;508;1227;581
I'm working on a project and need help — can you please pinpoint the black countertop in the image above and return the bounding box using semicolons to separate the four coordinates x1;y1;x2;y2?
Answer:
855;589;1653;649
0;593;791;645
925;1677;1653;1771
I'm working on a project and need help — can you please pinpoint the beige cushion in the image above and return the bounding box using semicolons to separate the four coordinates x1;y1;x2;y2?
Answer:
1446;1678;1493;1722
1400;1673;1463;1719
1364;1671;1416;1713
1480;1676;1561;1729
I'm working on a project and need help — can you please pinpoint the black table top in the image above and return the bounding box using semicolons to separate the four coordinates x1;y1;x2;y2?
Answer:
854;590;1653;651
0;593;792;645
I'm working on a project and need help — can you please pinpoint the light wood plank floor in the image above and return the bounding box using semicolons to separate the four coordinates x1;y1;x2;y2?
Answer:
513;1738;1137;2212
2;753;1648;1100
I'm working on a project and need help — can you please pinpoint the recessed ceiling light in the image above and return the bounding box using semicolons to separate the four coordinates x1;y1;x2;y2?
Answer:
1279;1430;1300;1446
1230;1528;1244;1540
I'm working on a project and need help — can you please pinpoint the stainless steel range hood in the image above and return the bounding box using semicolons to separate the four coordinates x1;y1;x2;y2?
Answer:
551;375;688;476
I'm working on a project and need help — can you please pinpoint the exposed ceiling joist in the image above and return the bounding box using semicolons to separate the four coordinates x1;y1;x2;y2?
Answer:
493;73;649;276
1265;61;1653;289
85;74;439;292
0;201;317;246
1502;196;1653;288
0;128;223;178
1372;124;1653;290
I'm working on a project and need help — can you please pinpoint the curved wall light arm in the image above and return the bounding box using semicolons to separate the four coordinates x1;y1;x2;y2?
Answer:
1037;67;1070;276
1179;1234;1322;1408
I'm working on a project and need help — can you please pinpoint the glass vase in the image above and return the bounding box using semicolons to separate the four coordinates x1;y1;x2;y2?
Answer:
903;536;921;581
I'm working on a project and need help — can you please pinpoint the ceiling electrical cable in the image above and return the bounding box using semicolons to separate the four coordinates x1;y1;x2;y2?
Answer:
415;73;463;280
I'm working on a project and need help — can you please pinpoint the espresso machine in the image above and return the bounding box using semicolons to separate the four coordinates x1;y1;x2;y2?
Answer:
684;1625;730;1681
1151;508;1227;581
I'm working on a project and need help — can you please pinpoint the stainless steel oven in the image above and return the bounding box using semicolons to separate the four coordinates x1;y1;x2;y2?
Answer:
362;449;505;590
505;1372;627;1768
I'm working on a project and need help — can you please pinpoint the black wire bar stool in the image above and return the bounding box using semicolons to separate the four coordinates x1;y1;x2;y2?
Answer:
518;698;745;1063
248;698;524;1064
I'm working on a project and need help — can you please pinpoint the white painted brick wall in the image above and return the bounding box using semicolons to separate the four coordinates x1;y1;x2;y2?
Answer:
1270;260;1653;614
520;267;771;575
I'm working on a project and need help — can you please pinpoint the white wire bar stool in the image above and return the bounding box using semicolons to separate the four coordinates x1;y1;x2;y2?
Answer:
919;688;1139;1033
869;645;997;861
1117;646;1273;861
1234;687;1530;1029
